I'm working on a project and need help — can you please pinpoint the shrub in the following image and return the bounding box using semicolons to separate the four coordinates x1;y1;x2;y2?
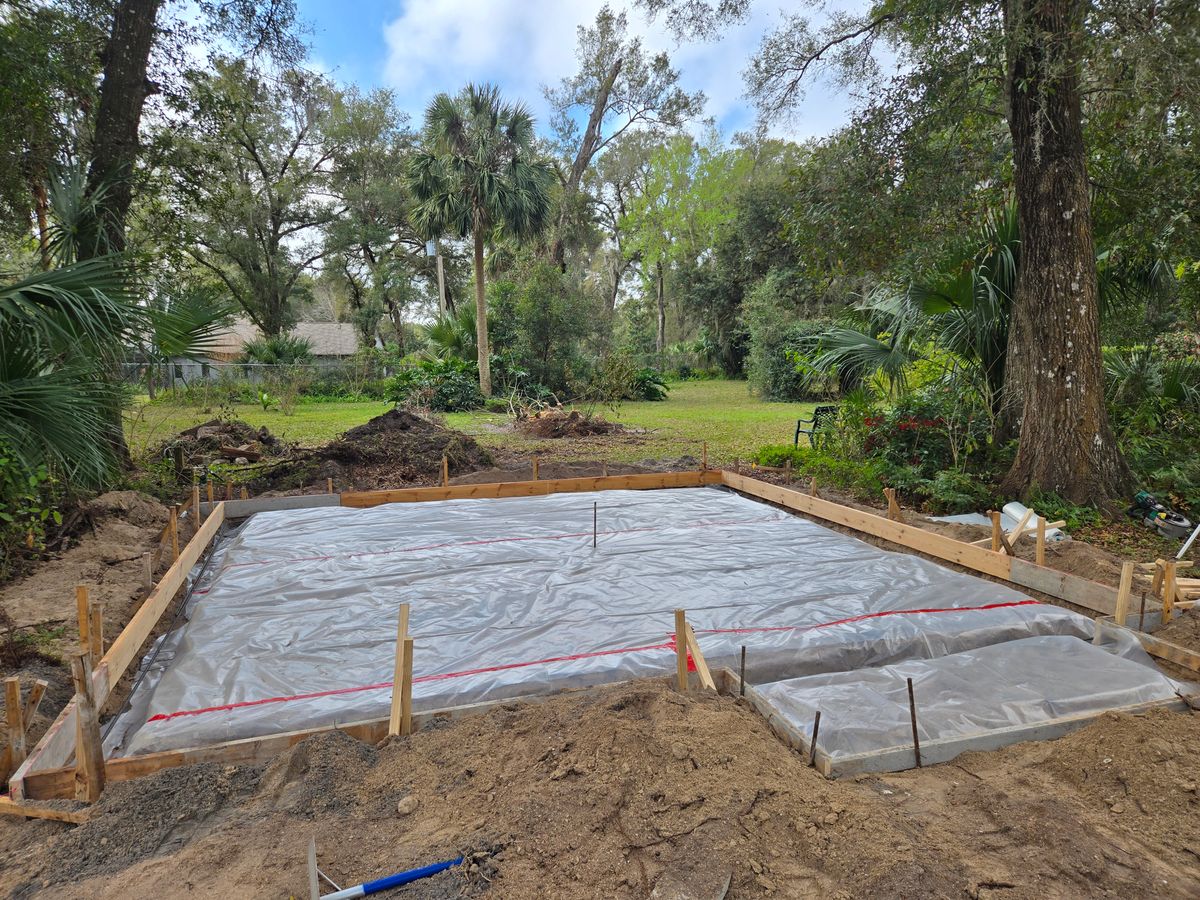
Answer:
629;368;669;401
385;358;484;412
751;444;890;500
242;333;314;366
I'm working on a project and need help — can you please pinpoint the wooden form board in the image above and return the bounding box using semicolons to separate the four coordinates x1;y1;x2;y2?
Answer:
719;471;1119;616
18;676;704;801
340;470;722;508
1094;617;1200;674
8;503;227;801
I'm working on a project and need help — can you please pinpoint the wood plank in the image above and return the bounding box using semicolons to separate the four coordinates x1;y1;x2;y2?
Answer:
721;471;1011;579
388;604;409;737
0;797;88;825
20;679;682;800
684;625;716;692
75;586;89;658
70;654;104;803
1163;561;1178;624
675;609;688;691
1095;618;1200;674
21;680;47;733
1114;562;1134;627
722;472;1120;615
400;636;414;737
199;494;340;518
1036;516;1046;566
9;502;227;799
341;470;718;508
5;678;24;768
1007;508;1035;544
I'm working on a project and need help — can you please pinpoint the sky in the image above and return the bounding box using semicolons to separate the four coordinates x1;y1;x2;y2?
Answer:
294;0;863;143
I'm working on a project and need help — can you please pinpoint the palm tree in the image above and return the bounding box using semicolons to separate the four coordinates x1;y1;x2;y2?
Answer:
408;84;554;395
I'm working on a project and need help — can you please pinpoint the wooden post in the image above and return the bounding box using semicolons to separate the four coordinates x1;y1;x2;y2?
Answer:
326;477;334;494
674;609;688;692
192;483;202;526
734;458;740;475
990;511;1002;553
400;637;414;737
684;625;716;691
809;476;817;497
21;679;47;734
169;506;180;561
1115;562;1135;627
884;488;904;523
225;481;233;501
1035;516;1047;566
70;653;105;802
5;677;25;768
783;458;792;482
88;602;104;663
240;485;248;500
1163;560;1178;625
701;442;708;471
532;455;539;481
388;604;410;737
75;585;90;657
601;461;608;477
906;677;922;768
441;455;449;487
142;552;153;592
206;482;214;504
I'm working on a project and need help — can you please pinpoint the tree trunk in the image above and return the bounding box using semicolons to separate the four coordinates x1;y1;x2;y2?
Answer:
31;177;51;270
473;229;492;395
655;260;666;354
81;0;163;257
999;0;1131;505
550;56;623;268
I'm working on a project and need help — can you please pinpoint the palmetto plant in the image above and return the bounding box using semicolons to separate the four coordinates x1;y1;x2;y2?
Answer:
423;303;477;362
408;83;554;395
810;201;1019;411
0;257;142;487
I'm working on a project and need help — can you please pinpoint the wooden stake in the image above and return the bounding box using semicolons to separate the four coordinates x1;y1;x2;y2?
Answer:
739;645;746;697
601;461;608;477
169;506;179;561
400;637;414;738
388;603;410;737
193;484;202;525
88;602;104;663
22;679;47;734
532;455;539;481
1115;562;1135;627
674;609;688;692
809;710;821;768
906;677;922;768
884;488;904;523
734;457;740;475
701;442;708;471
240;485;248;500
225;481;233;501
809;476;817;497
70;653;105;802
784;458;792;482
684;625;716;691
441;455;449;487
142;552;153;592
990;511;1002;553
5;677;25;768
206;482;214;504
1163;560;1178;625
1035;516;1046;566
326;477;334;494
75;585;90;657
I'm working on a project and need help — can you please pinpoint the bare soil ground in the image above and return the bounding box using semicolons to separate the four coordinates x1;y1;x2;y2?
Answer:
1;682;1197;899
3;452;1199;897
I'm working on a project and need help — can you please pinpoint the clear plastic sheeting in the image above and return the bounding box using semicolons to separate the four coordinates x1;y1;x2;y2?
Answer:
754;635;1181;769
112;487;1104;756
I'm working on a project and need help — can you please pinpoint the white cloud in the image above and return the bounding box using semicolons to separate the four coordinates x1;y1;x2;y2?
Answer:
379;0;860;142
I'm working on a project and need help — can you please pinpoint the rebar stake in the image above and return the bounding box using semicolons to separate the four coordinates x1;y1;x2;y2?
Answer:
907;677;922;768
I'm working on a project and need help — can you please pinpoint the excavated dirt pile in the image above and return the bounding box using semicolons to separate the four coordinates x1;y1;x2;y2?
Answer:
159;419;286;469
3;681;1199;899
310;409;493;489
1154;608;1200;653
517;408;625;439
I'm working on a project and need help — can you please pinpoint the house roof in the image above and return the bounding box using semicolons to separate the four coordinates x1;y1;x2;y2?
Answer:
206;319;360;358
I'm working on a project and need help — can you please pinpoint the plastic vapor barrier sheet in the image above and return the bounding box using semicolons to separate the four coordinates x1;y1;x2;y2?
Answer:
112;486;1106;756
753;635;1181;772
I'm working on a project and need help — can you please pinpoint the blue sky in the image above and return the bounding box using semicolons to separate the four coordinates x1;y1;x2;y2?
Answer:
295;0;861;142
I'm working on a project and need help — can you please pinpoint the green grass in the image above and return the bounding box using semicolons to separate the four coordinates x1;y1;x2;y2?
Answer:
125;397;392;454
445;380;816;464
125;381;815;464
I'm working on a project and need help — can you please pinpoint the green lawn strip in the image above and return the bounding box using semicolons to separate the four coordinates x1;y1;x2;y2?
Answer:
125;381;814;464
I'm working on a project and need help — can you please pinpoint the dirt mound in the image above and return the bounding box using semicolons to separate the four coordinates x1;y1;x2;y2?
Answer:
158;418;285;470
314;409;492;486
517;409;625;439
1154;608;1200;653
7;680;1199;898
84;491;171;529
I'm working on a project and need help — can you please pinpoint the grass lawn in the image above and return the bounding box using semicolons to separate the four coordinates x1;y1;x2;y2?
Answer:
125;380;815;464
446;380;815;464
